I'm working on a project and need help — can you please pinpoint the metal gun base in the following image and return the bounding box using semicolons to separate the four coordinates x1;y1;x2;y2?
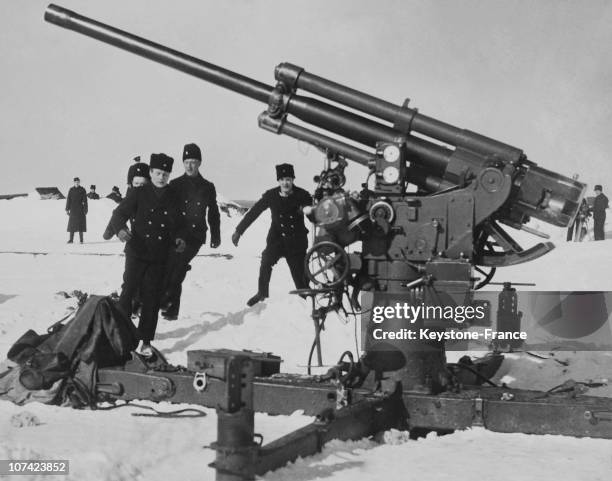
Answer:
96;349;612;480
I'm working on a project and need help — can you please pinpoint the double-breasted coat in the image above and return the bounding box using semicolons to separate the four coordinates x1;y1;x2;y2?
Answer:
108;183;185;342
235;186;312;254
159;173;221;317
235;186;313;296
170;173;221;246
109;183;184;262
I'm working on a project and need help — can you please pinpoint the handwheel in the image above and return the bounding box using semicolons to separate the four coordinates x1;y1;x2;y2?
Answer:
474;264;496;290
305;241;350;287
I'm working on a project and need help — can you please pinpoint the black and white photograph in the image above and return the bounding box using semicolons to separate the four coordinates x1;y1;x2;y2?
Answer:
0;1;611;480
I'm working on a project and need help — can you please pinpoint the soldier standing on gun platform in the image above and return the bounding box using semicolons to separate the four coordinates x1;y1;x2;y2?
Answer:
593;185;609;241
160;143;220;320
65;176;88;244
231;164;312;307
109;153;186;357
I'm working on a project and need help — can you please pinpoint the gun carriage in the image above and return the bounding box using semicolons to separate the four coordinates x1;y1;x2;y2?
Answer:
45;5;611;480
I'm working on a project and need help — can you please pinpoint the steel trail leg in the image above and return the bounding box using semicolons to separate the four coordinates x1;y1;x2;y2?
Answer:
255;385;408;475
210;355;258;481
214;409;257;481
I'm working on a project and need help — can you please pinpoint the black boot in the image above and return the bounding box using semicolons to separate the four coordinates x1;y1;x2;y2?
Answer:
247;292;267;307
162;307;178;321
160;293;178;320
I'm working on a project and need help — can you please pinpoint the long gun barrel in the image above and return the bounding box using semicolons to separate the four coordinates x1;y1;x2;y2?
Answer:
44;4;584;228
44;4;273;103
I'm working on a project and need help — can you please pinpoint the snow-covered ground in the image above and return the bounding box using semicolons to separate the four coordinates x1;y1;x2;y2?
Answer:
0;195;610;480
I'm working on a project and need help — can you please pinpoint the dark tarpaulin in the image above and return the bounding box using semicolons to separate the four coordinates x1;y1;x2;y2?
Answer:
1;295;138;406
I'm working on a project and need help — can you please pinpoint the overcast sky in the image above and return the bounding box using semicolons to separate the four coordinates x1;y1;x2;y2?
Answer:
1;0;611;200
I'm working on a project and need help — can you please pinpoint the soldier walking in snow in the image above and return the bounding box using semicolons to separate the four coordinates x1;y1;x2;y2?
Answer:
160;143;220;320
231;164;312;307
65;176;88;244
108;153;186;357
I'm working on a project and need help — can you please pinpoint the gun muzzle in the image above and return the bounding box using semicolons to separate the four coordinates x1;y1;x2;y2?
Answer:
504;164;586;228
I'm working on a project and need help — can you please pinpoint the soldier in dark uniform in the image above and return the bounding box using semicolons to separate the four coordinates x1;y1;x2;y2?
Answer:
87;185;100;200
103;164;150;240
108;154;186;357
232;164;312;306
65;177;88;244
593;185;609;241
126;155;142;190
160;143;221;320
130;163;150;188
106;186;123;204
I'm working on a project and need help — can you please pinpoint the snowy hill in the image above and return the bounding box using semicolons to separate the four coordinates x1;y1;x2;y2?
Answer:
0;196;610;480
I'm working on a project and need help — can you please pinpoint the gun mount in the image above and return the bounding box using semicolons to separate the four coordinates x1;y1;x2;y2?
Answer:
44;5;607;481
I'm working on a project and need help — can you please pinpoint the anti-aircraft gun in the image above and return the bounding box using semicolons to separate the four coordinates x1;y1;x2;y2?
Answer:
44;5;611;480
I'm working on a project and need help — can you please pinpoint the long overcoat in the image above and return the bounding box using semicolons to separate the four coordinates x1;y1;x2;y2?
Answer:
65;186;88;232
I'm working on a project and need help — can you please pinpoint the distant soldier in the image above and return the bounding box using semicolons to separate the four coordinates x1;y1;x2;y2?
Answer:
106;186;123;204
108;153;186;357
65;177;88;244
593;185;609;241
103;164;150;241
87;185;100;200
232;163;312;306
130;163;150;188
160;143;220;320
126;155;142;189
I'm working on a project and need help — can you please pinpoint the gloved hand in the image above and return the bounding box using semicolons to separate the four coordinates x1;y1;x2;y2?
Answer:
210;237;221;249
117;228;132;242
231;231;240;247
175;238;186;253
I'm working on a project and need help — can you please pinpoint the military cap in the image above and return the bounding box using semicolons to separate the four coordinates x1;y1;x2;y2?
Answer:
595;185;603;191
276;163;295;180
183;143;202;162
73;177;80;182
90;185;96;190
150;153;174;173
133;163;150;179
133;155;141;162
112;186;120;192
